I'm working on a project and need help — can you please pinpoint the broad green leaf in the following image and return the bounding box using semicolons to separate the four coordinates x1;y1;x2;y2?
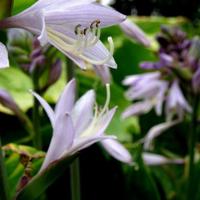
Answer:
12;0;36;15
3;143;44;198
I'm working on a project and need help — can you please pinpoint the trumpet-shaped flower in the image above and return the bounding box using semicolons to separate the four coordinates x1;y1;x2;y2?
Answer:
31;79;132;171
0;0;126;69
122;72;168;118
0;42;9;68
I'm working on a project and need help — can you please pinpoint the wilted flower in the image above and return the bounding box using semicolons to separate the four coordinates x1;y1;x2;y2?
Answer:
0;0;126;69
120;18;151;47
31;79;132;171
0;42;9;68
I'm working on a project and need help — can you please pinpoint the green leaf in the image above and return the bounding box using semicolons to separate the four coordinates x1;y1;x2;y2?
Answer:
16;155;76;200
12;0;36;15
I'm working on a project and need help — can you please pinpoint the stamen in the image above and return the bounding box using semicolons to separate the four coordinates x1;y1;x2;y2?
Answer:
79;36;114;65
75;24;82;35
99;84;111;117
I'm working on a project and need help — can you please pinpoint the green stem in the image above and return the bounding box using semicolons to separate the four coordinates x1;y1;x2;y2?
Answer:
187;95;199;199
0;138;10;200
66;59;81;200
32;70;42;149
70;158;81;200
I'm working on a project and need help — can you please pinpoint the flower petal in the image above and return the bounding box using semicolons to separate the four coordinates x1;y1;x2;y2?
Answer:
143;120;180;150
45;3;126;28
120;19;151;47
122;101;153;119
72;90;95;136
31;91;55;127
93;65;111;84
95;107;117;136
142;152;184;166
55;79;76;118
66;135;116;156
40;113;75;171
0;42;9;68
101;139;133;164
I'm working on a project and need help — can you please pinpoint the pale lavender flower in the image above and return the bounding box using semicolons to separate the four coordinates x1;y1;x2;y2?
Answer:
122;72;168;118
166;80;192;121
0;0;126;69
142;152;184;166
120;18;151;47
31;79;132;171
0;42;9;68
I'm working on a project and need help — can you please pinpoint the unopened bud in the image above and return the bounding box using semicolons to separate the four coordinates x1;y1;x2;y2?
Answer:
47;59;62;86
120;19;151;47
0;89;21;116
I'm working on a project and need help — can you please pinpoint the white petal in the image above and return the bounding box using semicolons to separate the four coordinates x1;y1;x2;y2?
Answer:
101;139;133;164
122;101;154;119
95;107;117;136
40;114;75;171
55;79;76;118
0;42;9;68
65;52;86;69
66;135;116;156
38;14;49;46
143;120;181;150
142;152;184;166
31;91;55;127
72;90;95;136
45;3;126;28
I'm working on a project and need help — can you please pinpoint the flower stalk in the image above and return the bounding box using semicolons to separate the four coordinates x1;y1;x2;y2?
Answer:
32;69;42;149
0;138;10;200
187;95;199;199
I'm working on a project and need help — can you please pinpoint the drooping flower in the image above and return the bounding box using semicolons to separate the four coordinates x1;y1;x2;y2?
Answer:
122;72;192;150
0;42;9;68
122;72;168;118
31;79;132;171
0;0;126;69
120;18;151;47
165;80;192;121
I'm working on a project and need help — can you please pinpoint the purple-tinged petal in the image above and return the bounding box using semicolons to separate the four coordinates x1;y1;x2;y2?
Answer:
142;152;184;166
0;42;9;68
140;62;156;70
93;65;111;84
143;120;180;150
122;101;153;119
31;91;55;127
120;19;151;47
40;113;75;171
55;79;76;117
101;139;133;164
65;52;86;69
192;67;200;93
72;90;95;136
45;3;126;28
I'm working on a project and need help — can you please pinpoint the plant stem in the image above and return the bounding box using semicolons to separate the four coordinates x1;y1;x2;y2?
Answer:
70;158;81;200
0;138;10;200
187;95;199;199
32;70;42;149
66;59;81;200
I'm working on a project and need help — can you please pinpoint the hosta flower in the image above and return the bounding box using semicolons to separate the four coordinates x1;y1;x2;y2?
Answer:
31;79;132;171
165;80;192;121
142;152;184;166
122;72;168;118
0;42;9;68
123;73;192;150
120;19;151;47
0;0;126;69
